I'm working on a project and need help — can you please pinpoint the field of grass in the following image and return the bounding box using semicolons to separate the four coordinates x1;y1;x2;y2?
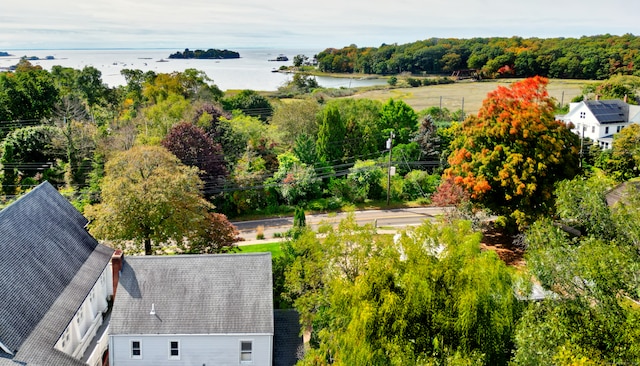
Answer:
347;78;586;115
237;242;283;257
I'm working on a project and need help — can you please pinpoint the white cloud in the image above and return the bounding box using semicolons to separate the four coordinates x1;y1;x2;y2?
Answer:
1;0;639;49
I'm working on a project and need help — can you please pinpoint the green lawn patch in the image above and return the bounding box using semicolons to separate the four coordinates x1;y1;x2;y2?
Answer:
237;242;283;257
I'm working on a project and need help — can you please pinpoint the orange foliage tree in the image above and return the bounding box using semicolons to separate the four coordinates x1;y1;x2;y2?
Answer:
445;76;580;226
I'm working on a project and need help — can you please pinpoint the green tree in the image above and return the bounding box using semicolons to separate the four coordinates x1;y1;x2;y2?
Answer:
142;69;221;105
606;123;640;180
553;175;616;238
379;98;418;144
0;61;58;125
271;152;320;205
346;159;385;202
515;214;640;365
85;145;210;255
291;218;521;365
222;89;273;122
1;125;63;195
293;54;309;67
316;105;345;164
139;93;191;144
402;170;441;200
446;76;580;227
293;206;306;228
292;133;316;166
226;150;273;215
270;99;320;146
329;98;383;161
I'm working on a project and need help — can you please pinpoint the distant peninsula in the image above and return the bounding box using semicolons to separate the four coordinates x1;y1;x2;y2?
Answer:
168;48;240;59
0;52;11;57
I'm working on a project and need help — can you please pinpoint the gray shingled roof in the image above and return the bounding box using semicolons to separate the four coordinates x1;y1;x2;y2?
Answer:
110;253;274;335
273;309;302;366
0;182;114;365
585;99;629;124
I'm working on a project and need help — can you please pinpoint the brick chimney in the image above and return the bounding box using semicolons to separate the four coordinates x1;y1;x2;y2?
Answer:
111;250;124;299
624;94;628;103
595;94;600;101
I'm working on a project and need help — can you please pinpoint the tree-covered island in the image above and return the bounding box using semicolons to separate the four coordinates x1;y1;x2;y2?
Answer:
168;48;240;59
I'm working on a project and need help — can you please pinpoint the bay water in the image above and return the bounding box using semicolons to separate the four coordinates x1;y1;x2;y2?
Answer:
0;48;385;91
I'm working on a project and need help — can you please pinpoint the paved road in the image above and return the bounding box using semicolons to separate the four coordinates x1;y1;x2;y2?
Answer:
232;207;453;242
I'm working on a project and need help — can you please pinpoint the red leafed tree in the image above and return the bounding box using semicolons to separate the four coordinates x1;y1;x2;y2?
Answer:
445;76;580;226
162;122;227;194
187;212;242;253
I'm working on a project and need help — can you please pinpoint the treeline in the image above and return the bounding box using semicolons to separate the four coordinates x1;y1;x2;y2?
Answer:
0;59;452;219
168;48;240;59
316;34;640;79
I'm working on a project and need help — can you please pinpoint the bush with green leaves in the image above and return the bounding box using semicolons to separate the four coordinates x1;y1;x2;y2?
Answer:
346;160;385;202
402;170;441;200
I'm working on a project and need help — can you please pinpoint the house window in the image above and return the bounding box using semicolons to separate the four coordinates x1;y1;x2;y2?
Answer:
617;126;622;133
61;329;70;348
580;111;586;119
605;126;610;134
592;126;595;133
131;340;142;359
169;340;180;360
240;341;252;362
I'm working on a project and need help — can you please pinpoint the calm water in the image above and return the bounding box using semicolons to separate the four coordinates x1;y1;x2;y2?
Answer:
0;48;385;91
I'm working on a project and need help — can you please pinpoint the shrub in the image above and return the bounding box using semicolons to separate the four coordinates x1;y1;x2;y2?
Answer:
431;176;470;206
402;170;441;200
406;78;421;87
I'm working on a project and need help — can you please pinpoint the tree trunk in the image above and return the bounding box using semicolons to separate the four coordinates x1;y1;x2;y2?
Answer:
144;237;152;255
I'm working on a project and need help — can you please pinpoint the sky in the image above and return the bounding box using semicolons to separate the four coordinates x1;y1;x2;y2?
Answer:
2;0;639;50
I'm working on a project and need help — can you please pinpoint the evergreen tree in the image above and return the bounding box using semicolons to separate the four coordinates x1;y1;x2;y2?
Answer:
316;105;345;164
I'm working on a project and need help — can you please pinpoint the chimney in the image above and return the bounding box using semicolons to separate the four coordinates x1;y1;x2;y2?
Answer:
111;250;124;299
595;94;600;101
624;94;628;103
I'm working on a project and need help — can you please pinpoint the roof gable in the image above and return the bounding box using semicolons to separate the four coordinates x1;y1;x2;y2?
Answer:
584;99;629;124
0;182;113;355
110;253;274;335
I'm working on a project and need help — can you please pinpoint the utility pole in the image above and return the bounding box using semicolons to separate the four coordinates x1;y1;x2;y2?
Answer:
579;125;585;168
387;133;393;206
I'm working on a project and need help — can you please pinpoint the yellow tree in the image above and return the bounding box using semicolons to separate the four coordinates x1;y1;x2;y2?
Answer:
445;76;580;226
86;145;209;255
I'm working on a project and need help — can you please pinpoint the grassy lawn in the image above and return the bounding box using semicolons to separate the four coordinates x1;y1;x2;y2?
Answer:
236;242;283;257
346;78;585;114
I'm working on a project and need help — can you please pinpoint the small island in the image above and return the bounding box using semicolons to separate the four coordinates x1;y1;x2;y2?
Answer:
0;52;12;57
20;55;54;61
268;54;289;62
168;48;240;59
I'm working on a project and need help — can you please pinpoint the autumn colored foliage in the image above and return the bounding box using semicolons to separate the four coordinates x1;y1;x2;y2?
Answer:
445;76;580;225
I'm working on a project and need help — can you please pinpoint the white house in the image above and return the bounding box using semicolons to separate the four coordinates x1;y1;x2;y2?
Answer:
109;253;274;366
0;181;115;366
558;99;640;149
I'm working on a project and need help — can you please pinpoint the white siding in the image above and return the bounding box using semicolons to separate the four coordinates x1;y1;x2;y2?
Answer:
110;334;273;366
54;264;112;360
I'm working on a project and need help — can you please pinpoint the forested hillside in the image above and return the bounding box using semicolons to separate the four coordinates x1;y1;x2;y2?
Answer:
316;34;640;79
